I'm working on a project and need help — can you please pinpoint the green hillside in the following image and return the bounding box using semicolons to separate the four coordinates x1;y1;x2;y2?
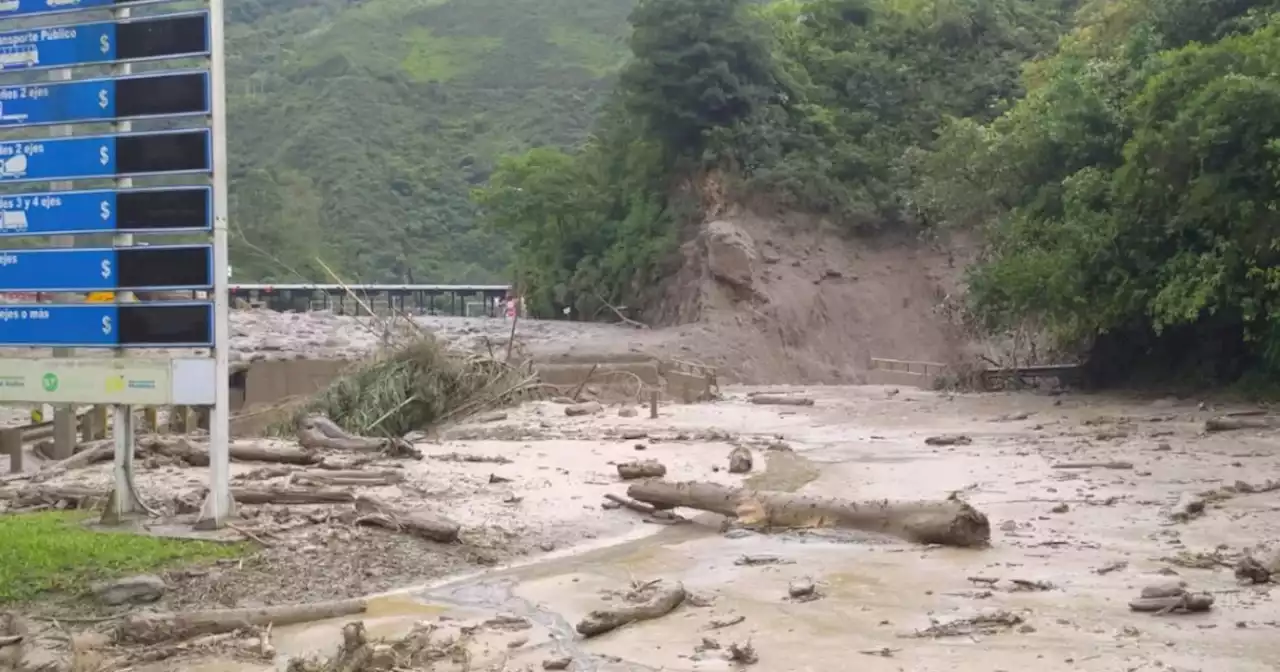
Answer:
223;0;635;283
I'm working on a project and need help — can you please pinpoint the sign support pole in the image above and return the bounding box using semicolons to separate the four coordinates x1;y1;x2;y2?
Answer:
197;0;234;528
101;5;146;524
48;66;76;461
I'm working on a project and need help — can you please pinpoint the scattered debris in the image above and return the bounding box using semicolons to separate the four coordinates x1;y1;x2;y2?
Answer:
925;434;972;446
787;579;820;602
733;555;794;567
726;640;758;664
1170;494;1207;523
576;580;687;638
1204;416;1276;433
117;598;368;645
1094;561;1129;575
566;401;603;417
748;395;814;407
92;574;167;606
430;452;513;465
728;445;753;473
617;459;668;480
902;609;1024;638
1051;461;1134;470
859;647;900;657
707;615;746;630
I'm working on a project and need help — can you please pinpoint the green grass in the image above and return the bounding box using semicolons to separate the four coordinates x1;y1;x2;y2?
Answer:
0;512;245;604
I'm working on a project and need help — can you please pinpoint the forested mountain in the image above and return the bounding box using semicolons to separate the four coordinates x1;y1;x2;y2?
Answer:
223;0;635;283
481;0;1280;384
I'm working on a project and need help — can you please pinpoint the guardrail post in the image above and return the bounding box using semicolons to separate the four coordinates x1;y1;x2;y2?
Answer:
93;405;109;440
2;428;22;474
79;408;95;443
143;408;158;432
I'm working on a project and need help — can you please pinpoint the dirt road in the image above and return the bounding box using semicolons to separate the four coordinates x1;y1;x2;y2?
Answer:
10;385;1280;671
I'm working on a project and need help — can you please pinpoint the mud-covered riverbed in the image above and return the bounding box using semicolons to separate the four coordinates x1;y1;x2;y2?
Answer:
15;385;1280;671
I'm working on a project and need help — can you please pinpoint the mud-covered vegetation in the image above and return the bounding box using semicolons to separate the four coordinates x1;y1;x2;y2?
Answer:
478;0;1280;385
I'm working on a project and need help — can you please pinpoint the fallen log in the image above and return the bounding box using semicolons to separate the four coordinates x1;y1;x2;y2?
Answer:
1051;461;1134;470
138;435;320;466
349;495;460;543
749;395;814;407
1128;593;1214;613
297;415;421;459
0;485;106;509
576;581;686;637
292;470;404;488
116;598;367;645
1204;416;1275;433
626;480;990;547
229;486;355;505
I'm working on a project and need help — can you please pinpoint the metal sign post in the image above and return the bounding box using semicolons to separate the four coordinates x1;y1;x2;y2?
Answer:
0;0;232;528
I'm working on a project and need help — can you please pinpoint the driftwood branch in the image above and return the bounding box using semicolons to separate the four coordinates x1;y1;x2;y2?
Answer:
626;480;990;547
349;495;460;543
576;581;686;637
297;415;421;459
116;598;367;645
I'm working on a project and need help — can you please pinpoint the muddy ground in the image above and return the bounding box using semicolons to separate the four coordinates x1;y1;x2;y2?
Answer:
5;385;1280;670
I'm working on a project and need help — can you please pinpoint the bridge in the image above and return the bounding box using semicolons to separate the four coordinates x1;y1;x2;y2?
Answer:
1;283;516;317
230;283;513;316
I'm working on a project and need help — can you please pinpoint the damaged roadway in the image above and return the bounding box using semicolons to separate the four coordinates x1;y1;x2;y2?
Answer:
5;384;1280;671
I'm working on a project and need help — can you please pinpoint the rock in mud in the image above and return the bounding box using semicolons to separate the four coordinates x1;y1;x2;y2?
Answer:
925;434;972;446
1139;579;1187;599
565;401;603;417
787;579;819;602
705;219;758;290
728;446;753;474
542;657;571;670
93;574;166;606
618;406;638;418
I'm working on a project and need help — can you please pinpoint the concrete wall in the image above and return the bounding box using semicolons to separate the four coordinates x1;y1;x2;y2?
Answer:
229;358;353;435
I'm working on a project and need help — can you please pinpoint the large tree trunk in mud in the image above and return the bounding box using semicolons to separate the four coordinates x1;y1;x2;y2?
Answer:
116;598;368;645
139;435;320;466
229;486;355;505
625;480;990;547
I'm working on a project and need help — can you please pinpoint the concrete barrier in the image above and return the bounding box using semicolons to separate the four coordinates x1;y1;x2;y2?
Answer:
867;357;950;389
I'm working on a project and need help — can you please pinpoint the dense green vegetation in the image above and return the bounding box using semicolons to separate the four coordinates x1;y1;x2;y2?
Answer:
480;0;1280;385
224;0;635;283
476;0;1078;317
910;0;1280;382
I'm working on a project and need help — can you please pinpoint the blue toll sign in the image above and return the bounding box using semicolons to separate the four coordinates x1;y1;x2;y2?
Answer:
0;12;210;72
0;129;211;183
0;302;213;347
0;244;213;291
0;187;213;237
0;72;210;128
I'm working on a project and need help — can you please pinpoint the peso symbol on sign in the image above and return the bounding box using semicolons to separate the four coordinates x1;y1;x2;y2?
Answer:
99;34;109;54
97;89;108;109
99;259;111;278
99;201;109;220
101;316;112;334
98;146;108;165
